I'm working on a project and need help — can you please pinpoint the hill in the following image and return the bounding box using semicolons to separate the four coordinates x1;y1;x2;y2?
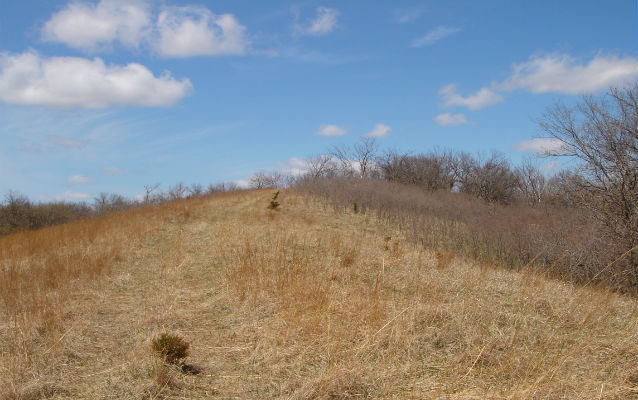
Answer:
1;190;636;399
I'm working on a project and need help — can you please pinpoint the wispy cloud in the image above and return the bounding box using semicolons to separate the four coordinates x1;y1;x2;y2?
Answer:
410;26;459;47
293;7;339;36
100;166;124;175
59;190;91;200
515;138;566;155
439;53;638;111
435;113;468;126
393;7;423;24
315;124;347;137
363;123;391;138
68;174;94;184
499;53;638;94
47;135;90;149
439;84;504;110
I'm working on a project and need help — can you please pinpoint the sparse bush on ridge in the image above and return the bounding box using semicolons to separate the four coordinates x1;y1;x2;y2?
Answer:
296;177;636;293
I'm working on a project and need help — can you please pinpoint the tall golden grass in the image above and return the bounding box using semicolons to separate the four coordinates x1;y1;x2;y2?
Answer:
0;190;635;399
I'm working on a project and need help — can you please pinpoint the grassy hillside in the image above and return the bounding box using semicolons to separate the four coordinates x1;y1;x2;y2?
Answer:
1;190;636;399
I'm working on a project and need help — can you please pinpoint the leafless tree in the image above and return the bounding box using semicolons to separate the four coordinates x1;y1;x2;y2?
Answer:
189;183;204;198
330;138;379;178
305;154;337;179
451;151;519;204
168;182;188;200
249;172;283;189
144;183;161;204
379;149;455;191
515;158;547;205
538;83;638;271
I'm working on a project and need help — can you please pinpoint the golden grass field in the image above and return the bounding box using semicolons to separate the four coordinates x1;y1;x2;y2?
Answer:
0;190;636;399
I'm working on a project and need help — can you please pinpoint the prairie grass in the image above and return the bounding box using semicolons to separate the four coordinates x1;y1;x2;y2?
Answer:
0;189;635;399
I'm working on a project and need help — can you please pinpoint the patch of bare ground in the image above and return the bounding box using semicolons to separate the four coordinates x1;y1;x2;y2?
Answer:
1;190;636;399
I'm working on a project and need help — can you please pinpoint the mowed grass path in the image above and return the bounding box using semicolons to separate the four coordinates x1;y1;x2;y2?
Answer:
1;190;636;399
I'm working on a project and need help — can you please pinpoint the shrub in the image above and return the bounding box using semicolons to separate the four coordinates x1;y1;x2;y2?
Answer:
268;191;280;210
152;333;190;364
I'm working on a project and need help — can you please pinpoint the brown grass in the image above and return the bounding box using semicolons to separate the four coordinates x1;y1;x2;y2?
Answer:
0;189;635;399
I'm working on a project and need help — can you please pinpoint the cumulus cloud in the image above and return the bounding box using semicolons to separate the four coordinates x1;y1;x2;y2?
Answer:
439;84;504;110
47;135;89;149
499;54;638;94
315;124;347;137
363;123;391;138
294;7;339;36
410;26;459;47
155;6;250;57
0;51;192;108
101;166;124;175
41;0;251;58
68;174;93;184
515;138;566;155
435;112;468;126
42;0;151;51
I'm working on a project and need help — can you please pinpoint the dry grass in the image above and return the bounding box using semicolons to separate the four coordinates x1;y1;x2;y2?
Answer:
0;190;635;399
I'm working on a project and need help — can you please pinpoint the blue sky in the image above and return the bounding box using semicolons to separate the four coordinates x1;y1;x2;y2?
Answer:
1;0;636;201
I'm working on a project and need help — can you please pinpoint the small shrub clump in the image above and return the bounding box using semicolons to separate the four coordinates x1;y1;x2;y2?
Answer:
268;191;280;210
152;333;190;364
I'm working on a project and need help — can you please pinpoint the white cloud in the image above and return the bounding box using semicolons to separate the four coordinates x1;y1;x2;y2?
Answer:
0;51;192;108
435;112;468;126
439;54;638;112
393;7;423;24
278;157;310;176
133;194;144;202
515;138;566;155
295;7;339;36
363;123;391;138
500;54;638;95
101;166;124;175
68;174;94;184
410;26;459;47
47;135;89;149
439;84;504;110
315;124;347;137
42;0;151;51
60;190;91;200
155;6;249;57
233;179;250;189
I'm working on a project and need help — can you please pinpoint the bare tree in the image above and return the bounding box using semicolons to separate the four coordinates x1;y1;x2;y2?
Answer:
168;182;188;200
451;151;518;204
379;149;455;191
538;83;638;272
189;183;204;198
330;138;379;178
249;172;283;189
515;158;547;205
305;154;337;179
144;183;161;204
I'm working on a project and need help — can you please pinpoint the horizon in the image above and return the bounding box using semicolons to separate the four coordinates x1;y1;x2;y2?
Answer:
1;0;636;202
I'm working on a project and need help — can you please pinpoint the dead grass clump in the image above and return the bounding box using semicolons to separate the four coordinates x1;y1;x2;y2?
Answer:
435;250;455;269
